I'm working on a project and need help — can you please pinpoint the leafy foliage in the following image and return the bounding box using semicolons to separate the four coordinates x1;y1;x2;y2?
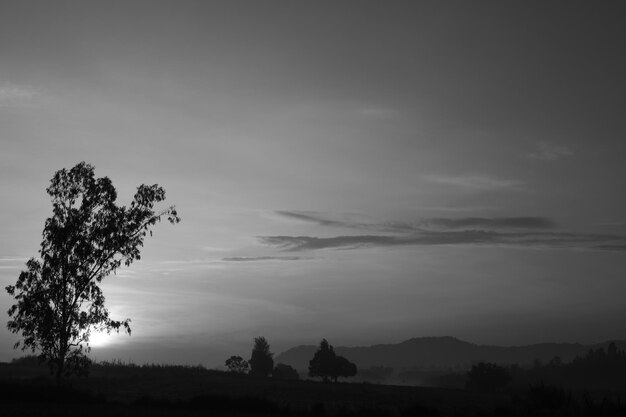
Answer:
249;337;274;377
309;339;358;382
466;362;511;391
225;355;249;374
272;363;299;380
309;339;336;382
334;355;357;381
516;342;626;390
5;162;179;379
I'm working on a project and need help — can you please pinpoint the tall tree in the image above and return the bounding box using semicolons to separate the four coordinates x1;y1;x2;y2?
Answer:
309;339;357;383
308;339;336;382
5;162;180;380
249;336;274;377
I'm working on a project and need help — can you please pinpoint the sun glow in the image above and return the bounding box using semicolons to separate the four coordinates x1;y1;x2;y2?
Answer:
88;331;114;348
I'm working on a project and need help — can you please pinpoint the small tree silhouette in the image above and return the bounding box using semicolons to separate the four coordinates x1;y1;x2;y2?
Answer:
5;162;179;381
272;363;299;380
309;339;336;382
466;362;511;391
225;355;249;374
249;337;274;377
309;339;357;382
333;355;357;382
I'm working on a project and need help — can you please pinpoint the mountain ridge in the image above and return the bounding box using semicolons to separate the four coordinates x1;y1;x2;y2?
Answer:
275;336;626;371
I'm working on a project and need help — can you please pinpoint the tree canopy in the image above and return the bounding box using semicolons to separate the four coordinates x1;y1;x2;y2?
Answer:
249;336;274;377
309;339;357;382
466;362;511;391
272;363;299;380
5;162;180;380
334;355;357;381
225;355;249;374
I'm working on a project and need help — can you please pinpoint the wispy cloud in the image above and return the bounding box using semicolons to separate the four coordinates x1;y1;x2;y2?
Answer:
276;210;396;232
276;211;352;228
0;256;28;270
260;230;626;252
275;211;554;233
263;211;626;252
0;82;40;107
424;174;524;191
594;244;626;251
420;217;555;230
222;256;301;262
598;221;626;229
528;142;573;161
0;257;29;263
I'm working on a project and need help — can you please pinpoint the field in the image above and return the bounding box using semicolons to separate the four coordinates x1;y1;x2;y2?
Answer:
0;364;626;417
3;361;626;417
0;361;508;417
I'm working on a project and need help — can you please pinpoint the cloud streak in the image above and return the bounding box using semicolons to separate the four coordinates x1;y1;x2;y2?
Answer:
420;217;555;230
259;231;626;252
424;174;524;191
0;82;40;106
265;211;626;252
276;211;352;228
528;142;573;161
222;256;301;262
264;213;624;252
276;211;555;233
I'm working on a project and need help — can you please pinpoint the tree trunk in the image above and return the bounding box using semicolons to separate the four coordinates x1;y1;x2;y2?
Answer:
56;337;68;384
55;357;64;383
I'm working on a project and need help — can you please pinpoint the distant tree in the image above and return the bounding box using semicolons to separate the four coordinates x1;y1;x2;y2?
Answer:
548;356;562;367
272;363;299;380
249;337;274;377
309;339;357;382
466;362;511;391
309;339;336;382
5;162;180;381
225;355;249;374
11;355;43;367
333;355;357;382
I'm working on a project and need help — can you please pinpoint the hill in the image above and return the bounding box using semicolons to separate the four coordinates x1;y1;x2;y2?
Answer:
275;336;626;371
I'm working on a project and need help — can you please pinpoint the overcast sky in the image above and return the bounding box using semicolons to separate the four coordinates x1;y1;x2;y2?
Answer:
1;1;626;367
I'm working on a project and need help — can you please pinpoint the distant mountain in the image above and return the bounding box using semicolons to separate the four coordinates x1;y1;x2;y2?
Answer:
275;336;626;371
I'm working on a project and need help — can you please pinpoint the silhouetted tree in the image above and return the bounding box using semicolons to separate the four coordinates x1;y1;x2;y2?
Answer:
5;162;180;381
466;362;511;392
333;355;357;382
249;336;273;377
225;355;249;374
309;339;336;382
11;355;43;367
309;339;357;382
548;356;562;367
272;363;299;380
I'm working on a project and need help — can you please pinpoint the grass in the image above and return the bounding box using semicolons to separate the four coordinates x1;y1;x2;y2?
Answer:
1;361;625;416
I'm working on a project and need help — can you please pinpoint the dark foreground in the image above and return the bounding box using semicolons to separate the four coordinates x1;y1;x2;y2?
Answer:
1;362;624;417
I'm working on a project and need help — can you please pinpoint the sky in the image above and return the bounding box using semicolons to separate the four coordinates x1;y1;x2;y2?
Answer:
1;1;626;367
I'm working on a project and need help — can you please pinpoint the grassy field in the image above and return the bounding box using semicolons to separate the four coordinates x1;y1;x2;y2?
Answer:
1;361;624;417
